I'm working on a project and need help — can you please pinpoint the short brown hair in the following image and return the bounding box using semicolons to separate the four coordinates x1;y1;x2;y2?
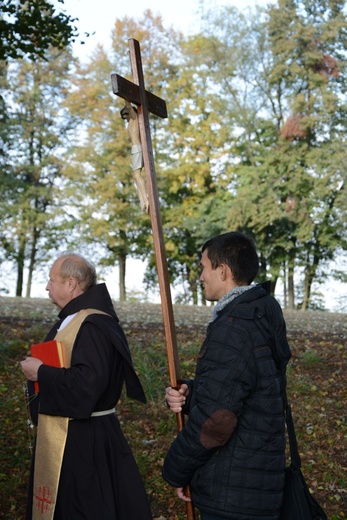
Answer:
202;232;259;285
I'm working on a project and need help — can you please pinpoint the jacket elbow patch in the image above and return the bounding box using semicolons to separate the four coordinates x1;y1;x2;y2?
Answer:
200;409;237;449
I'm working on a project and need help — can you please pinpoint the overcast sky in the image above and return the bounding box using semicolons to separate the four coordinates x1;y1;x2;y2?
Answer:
54;0;271;60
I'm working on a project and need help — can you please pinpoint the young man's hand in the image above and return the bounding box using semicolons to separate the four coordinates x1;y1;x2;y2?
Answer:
165;384;189;413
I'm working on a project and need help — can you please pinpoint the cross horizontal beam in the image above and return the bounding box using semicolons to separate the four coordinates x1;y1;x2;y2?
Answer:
111;73;167;119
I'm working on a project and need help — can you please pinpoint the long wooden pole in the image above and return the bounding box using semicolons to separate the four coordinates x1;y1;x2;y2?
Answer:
128;39;195;519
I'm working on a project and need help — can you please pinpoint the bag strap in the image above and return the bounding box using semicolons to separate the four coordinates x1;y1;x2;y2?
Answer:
255;313;301;469
285;403;301;469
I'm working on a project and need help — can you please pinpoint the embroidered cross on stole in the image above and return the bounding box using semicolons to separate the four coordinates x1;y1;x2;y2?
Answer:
32;309;108;520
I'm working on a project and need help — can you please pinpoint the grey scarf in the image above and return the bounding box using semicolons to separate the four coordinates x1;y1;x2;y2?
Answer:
211;285;254;322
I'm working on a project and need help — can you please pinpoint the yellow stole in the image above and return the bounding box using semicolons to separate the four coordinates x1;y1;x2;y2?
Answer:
32;309;107;520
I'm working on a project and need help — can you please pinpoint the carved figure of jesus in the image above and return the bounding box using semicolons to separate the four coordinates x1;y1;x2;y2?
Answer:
120;100;149;213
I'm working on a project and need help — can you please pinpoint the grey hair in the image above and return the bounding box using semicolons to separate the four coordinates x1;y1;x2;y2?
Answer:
57;253;97;292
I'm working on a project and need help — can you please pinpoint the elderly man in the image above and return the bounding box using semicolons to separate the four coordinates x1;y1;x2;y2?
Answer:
21;253;152;520
163;232;291;520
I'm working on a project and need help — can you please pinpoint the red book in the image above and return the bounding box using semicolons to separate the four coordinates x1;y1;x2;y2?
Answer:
30;340;65;393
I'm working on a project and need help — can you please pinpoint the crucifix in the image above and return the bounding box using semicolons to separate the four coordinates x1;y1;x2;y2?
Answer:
111;39;195;520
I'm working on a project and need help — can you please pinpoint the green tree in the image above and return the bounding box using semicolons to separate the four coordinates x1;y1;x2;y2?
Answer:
264;0;347;309
141;32;235;304
0;48;76;296
195;1;347;309
0;0;78;61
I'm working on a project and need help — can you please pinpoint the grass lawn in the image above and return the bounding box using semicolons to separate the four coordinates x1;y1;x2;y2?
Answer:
0;297;346;519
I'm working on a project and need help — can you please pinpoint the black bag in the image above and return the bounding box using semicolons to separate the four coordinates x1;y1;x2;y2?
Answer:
280;404;327;520
255;312;327;520
281;464;327;519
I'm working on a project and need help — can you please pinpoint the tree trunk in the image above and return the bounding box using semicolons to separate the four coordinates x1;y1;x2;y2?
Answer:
26;267;33;298
301;248;319;311
282;263;286;308
26;227;39;298
301;272;310;311
301;250;312;310
118;252;126;302
200;285;206;306
186;264;198;305
16;238;26;297
269;278;277;296
288;258;295;310
189;280;198;305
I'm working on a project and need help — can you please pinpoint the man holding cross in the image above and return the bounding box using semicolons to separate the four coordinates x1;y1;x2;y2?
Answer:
163;232;291;520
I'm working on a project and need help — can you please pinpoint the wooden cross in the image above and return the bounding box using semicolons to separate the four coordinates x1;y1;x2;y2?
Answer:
111;39;195;519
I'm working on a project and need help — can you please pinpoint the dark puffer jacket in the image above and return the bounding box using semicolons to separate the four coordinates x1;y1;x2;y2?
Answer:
162;284;291;519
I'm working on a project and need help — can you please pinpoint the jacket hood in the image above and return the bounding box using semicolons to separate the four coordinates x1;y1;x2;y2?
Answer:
58;283;119;321
220;283;292;367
